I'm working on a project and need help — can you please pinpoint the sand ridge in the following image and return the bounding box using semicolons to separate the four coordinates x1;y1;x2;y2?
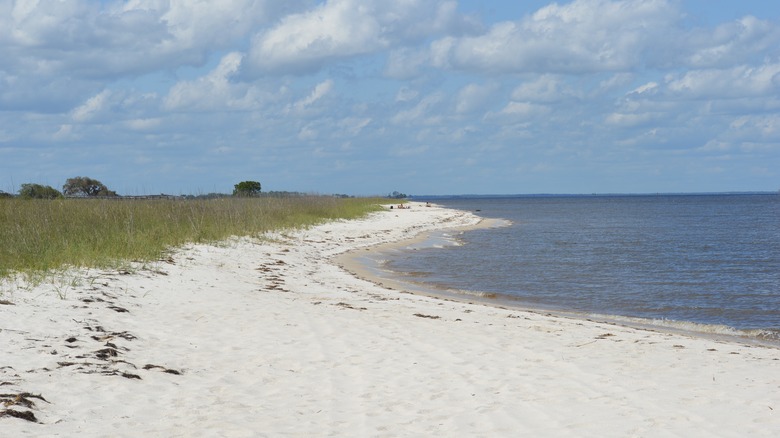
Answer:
1;202;778;436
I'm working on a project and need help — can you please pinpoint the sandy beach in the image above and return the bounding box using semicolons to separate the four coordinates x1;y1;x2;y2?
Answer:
2;202;778;437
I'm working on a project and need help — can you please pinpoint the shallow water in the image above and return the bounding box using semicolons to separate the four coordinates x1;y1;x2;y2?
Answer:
379;194;780;340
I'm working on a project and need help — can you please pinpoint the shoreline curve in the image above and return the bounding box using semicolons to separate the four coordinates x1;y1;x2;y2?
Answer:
336;202;780;348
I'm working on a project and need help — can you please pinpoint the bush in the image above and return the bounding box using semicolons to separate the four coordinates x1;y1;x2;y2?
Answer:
63;176;117;197
233;181;262;197
18;183;63;199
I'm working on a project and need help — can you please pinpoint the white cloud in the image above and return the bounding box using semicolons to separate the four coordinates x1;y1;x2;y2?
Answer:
248;0;383;74
125;118;162;131
629;82;660;95
154;0;275;47
245;0;477;75
726;114;780;142
72;90;112;122
286;80;335;114
500;101;549;118
605;112;659;127
697;113;780;161
511;75;578;103
338;117;372;136
597;73;635;94
300;80;334;107
0;0;333;122
164;52;263;111
665;62;780;99
425;1;780;78
686;16;780;68
0;0;301;113
455;82;498;114
483;101;551;124
430;0;682;74
392;93;444;124
298;124;318;141
53;124;75;140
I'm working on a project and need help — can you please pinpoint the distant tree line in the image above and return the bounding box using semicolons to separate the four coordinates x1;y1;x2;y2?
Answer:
1;177;359;200
4;176;118;200
387;191;409;199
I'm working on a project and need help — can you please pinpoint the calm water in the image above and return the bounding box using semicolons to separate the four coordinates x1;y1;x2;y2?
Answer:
381;194;780;340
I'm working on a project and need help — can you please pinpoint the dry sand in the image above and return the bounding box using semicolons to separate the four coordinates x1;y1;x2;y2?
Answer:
1;202;778;437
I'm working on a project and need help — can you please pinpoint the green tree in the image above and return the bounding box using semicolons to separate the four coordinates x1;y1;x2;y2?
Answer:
233;181;262;197
19;183;63;199
63;176;117;197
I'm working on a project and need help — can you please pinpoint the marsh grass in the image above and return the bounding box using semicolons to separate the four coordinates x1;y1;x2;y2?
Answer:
0;196;384;278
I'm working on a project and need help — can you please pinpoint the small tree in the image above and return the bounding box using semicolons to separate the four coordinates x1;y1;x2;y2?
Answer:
19;183;63;199
63;176;117;197
233;181;262;197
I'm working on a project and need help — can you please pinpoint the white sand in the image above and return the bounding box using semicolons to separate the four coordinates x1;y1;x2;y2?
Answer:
2;202;779;437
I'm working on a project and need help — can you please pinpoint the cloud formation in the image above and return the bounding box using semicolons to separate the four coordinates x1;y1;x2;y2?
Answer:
246;0;477;75
0;0;778;195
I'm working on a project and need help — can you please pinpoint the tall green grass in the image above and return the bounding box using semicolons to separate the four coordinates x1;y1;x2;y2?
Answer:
0;196;384;277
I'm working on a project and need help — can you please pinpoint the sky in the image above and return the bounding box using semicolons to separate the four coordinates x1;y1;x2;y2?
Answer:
1;0;779;196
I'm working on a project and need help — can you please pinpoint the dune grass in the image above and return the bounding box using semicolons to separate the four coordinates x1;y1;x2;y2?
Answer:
0;196;385;278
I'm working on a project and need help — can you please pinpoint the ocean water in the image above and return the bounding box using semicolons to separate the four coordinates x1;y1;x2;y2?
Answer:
379;194;780;341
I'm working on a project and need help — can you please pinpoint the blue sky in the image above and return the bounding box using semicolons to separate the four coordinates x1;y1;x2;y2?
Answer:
1;0;779;196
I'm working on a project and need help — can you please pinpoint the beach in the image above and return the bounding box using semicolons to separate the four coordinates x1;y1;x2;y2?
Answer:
2;202;779;437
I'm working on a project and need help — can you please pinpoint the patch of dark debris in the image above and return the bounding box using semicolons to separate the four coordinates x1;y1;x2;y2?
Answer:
41;323;182;382
256;262;291;292
1;274;188;424
143;364;183;375
77;289;132;314
0;392;48;423
55;361;141;379
106;305;129;313
334;302;367;311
